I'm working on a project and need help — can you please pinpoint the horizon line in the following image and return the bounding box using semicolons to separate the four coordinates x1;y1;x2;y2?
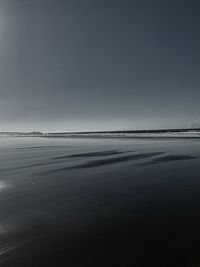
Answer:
1;127;200;134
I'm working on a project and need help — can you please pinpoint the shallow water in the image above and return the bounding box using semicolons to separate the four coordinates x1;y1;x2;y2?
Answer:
0;136;200;266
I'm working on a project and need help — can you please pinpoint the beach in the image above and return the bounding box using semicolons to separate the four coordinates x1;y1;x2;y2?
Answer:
0;136;200;266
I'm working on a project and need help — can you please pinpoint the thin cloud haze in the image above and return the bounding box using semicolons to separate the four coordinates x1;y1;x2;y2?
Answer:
0;0;200;131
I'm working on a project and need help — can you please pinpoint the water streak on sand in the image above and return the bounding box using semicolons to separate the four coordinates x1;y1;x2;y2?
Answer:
138;154;198;166
55;152;164;171
0;150;125;172
52;150;124;159
16;146;71;150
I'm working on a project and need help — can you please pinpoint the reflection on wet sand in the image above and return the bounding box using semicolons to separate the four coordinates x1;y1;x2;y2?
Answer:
0;181;9;191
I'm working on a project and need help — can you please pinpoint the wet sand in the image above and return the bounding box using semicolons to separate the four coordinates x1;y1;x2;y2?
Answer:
0;137;200;266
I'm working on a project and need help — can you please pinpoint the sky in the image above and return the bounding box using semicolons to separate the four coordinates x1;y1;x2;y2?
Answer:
0;0;200;132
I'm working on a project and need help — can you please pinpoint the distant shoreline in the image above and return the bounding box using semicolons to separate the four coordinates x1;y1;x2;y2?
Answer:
0;128;200;138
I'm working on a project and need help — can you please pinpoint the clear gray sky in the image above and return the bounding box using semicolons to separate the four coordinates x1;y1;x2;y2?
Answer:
0;0;200;131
